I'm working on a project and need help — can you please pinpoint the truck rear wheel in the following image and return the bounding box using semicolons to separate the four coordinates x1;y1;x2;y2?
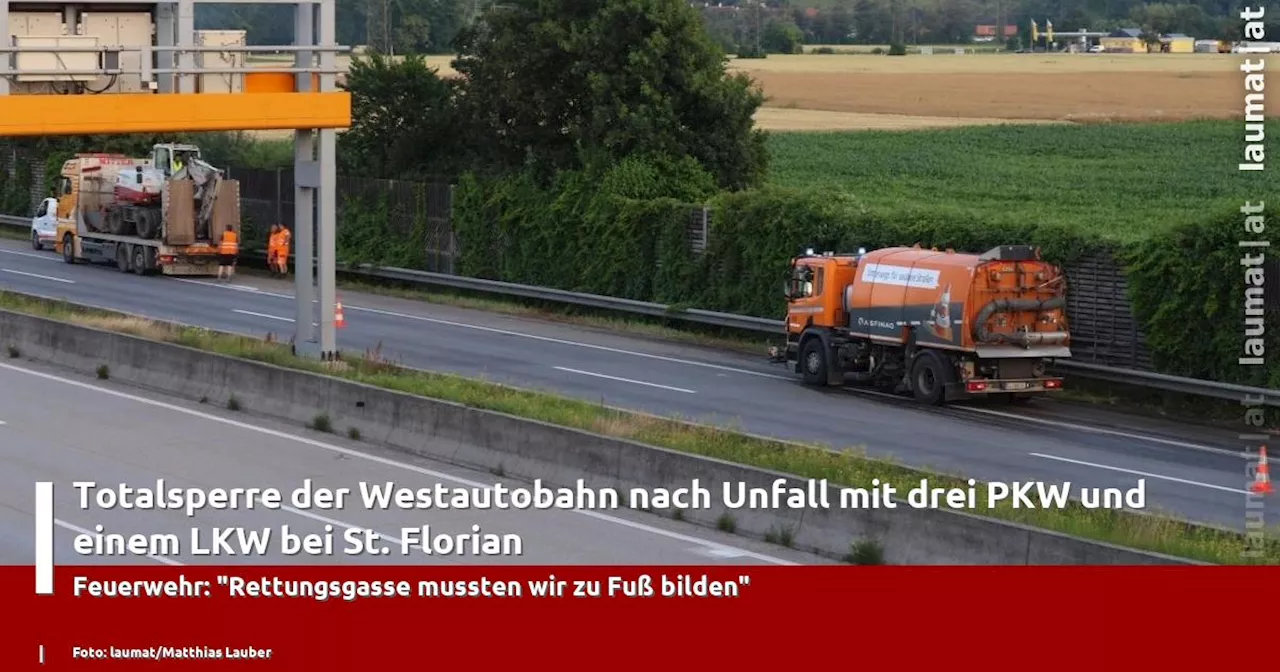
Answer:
799;338;830;387
61;234;76;264
116;245;131;272
132;245;150;275
910;351;952;406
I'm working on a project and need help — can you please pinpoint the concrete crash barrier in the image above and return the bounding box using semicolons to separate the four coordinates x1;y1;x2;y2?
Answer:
0;308;1202;565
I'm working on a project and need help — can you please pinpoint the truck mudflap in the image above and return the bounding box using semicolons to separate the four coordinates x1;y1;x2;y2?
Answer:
956;377;1064;395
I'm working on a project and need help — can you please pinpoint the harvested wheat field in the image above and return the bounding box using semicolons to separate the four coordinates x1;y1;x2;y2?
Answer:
752;108;1063;131
249;52;1271;131
731;52;1273;129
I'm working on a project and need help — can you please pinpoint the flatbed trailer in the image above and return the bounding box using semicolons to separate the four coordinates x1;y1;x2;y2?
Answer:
58;230;220;276
48;146;241;277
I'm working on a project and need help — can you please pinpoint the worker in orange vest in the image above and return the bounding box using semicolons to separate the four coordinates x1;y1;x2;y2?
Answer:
267;224;282;276
217;226;239;282
272;224;291;276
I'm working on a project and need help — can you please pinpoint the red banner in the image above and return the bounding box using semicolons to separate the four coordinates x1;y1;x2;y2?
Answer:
3;565;1276;668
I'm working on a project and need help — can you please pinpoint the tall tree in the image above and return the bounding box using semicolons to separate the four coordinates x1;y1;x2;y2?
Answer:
337;53;465;179
452;0;768;190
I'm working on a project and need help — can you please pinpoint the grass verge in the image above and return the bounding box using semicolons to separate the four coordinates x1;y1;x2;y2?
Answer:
2;290;1276;565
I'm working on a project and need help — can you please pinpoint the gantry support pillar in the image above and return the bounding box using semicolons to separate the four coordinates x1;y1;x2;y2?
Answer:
317;0;337;360
293;1;316;353
292;0;337;360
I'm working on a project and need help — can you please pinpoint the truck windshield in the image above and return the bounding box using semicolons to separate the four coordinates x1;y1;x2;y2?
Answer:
786;265;815;299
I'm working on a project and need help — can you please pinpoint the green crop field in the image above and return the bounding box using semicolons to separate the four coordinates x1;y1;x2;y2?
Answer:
764;120;1250;239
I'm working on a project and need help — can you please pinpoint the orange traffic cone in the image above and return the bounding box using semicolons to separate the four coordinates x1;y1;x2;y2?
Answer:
335;298;346;329
1250;446;1272;495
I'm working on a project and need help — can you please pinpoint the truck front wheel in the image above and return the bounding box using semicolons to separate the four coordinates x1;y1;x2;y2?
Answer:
61;234;76;264
799;338;830;387
910;351;953;406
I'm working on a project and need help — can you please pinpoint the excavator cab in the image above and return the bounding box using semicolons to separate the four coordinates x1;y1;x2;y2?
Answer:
151;143;203;177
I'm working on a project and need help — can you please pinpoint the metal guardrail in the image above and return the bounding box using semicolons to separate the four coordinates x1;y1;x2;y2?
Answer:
1;213;1276;406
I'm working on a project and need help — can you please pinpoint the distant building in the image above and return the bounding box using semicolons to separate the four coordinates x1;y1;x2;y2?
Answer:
1099;28;1147;53
1160;33;1195;53
973;24;1017;42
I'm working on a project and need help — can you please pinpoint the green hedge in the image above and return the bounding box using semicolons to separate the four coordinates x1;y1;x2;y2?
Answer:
449;164;1279;390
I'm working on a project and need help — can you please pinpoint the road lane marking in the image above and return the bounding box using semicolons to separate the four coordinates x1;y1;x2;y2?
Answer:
957;406;1233;456
2;269;75;284
233;309;294;323
0;249;58;262
53;518;184;566
0;362;798;565
232;309;317;327
173;278;262;293
554;367;696;394
1029;453;1249;495
167;275;796;381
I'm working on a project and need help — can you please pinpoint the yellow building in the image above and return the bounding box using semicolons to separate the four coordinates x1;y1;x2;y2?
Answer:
1100;28;1148;53
1160;34;1195;53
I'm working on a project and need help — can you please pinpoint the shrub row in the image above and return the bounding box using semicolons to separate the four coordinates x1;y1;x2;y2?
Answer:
449;164;1279;390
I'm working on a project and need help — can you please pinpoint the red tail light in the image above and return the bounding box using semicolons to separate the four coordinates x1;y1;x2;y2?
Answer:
1044;379;1063;389
966;381;988;392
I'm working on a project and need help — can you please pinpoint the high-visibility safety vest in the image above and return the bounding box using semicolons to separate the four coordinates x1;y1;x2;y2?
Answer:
219;229;239;255
278;227;291;249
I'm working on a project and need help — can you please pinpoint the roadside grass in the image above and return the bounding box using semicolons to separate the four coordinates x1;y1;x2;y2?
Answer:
3;290;1276;565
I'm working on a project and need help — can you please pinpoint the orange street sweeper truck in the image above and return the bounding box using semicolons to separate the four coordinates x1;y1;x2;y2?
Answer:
769;244;1070;405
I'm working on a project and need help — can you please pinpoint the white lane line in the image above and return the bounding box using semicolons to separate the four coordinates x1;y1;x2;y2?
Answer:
0;361;798;565
0;249;58;262
54;518;183;566
554;367;696;394
957;406;1233;456
173;278;262;293
171;277;794;382
233;309;294;323
0;420;6;426
2;269;75;284
232;309;318;327
1030;452;1249;495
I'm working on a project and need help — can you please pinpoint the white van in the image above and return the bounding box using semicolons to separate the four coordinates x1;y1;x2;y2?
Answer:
30;196;59;250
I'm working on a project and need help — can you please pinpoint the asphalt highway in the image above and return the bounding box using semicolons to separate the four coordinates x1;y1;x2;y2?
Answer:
0;359;820;566
0;239;1270;531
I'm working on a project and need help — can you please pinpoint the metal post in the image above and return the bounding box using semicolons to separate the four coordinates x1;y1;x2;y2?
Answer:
176;0;195;93
155;3;176;93
0;0;10;95
316;0;337;359
292;1;317;354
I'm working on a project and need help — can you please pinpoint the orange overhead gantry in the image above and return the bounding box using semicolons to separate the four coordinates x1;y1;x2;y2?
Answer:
0;0;349;359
